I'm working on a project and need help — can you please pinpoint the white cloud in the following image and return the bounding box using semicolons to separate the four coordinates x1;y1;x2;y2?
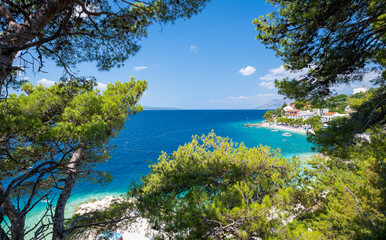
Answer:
228;96;251;100
211;93;277;103
96;82;107;92
37;78;55;87
259;65;308;81
239;66;256;76
190;45;198;53
255;93;275;97
21;76;30;80
133;66;148;71
259;81;275;90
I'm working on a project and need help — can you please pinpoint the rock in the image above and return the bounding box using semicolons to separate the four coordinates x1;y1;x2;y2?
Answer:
75;196;125;215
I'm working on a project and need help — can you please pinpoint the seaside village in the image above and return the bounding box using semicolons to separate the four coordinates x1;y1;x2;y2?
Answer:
259;86;370;135
283;86;368;122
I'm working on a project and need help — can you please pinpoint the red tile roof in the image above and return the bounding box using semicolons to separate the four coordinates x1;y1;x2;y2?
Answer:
286;109;300;112
325;112;337;116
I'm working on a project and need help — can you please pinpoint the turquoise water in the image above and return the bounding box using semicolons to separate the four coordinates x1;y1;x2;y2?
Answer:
24;110;315;229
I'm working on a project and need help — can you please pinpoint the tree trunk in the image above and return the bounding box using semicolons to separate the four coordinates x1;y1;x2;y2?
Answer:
1;183;23;240
0;0;73;92
2;198;25;240
0;227;10;240
52;147;83;240
0;52;16;92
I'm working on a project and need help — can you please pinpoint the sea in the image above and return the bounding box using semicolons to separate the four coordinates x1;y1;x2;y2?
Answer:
24;110;315;229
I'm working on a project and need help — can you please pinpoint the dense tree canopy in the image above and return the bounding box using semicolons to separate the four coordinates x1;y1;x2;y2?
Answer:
263;108;281;122
309;87;385;156
0;77;146;239
131;132;311;239
0;0;209;96
254;0;385;100
253;2;386;235
304;133;386;239
255;0;386;150
130;132;386;239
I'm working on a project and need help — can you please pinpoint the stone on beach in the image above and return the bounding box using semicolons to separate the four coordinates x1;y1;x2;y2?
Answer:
74;196;158;240
75;196;124;215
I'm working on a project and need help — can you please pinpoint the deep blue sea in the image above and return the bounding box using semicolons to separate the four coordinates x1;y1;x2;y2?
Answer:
27;110;315;226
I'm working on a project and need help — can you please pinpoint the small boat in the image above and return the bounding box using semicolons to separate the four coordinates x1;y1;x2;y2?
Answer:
271;129;279;132
282;132;292;137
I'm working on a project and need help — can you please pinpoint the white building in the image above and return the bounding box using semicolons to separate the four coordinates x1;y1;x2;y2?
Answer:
353;86;369;94
312;108;329;115
298;111;318;120
283;105;296;111
322;112;348;122
285;110;317;120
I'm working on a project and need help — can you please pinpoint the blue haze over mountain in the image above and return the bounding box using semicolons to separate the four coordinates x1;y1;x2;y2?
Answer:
255;99;286;109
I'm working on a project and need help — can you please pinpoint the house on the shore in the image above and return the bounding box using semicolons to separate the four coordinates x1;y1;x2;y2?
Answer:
322;112;348;122
283;105;297;111
282;105;300;119
298;111;318;120
312;108;329;115
286;110;317;120
281;104;353;123
283;103;318;121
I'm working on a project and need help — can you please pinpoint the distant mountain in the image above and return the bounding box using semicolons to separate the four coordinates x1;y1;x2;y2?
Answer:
142;106;181;110
255;99;285;109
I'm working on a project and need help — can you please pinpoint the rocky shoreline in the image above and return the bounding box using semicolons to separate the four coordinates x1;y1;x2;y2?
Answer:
74;196;158;240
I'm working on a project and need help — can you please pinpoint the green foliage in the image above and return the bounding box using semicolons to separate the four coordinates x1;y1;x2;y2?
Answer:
38;0;209;72
303;134;386;239
66;200;136;239
309;87;385;156
303;116;322;130
131;132;308;239
263;108;281;122
276;117;294;125
0;77;147;237
1;77;146;180
290;100;308;110
0;0;209;96
313;94;348;114
348;90;374;109
255;0;385;151
130;131;386;239
254;0;385;100
130;132;386;239
293;118;304;126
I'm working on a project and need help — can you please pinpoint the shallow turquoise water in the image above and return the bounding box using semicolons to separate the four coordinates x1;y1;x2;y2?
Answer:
22;110;315;229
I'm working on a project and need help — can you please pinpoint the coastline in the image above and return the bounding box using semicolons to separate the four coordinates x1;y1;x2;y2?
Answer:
245;122;314;135
68;119;316;239
74;196;156;240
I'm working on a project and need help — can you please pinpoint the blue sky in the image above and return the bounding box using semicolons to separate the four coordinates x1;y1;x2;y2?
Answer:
21;0;378;109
